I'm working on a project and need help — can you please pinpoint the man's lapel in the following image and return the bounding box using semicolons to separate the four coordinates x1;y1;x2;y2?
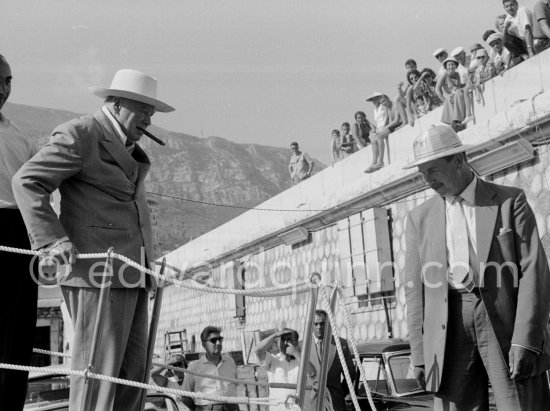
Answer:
473;179;498;266
328;340;336;368
132;144;151;185
94;109;139;183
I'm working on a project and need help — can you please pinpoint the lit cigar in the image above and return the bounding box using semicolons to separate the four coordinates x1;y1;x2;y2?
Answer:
137;127;166;146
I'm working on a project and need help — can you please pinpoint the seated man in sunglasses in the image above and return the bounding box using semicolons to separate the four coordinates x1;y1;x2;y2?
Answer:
181;326;238;411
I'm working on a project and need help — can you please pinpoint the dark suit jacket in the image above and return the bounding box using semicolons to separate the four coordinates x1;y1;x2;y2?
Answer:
404;178;550;392
310;337;356;411
13;109;154;288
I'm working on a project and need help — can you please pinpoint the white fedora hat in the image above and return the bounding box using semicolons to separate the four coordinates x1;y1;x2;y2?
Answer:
89;69;175;113
403;124;469;169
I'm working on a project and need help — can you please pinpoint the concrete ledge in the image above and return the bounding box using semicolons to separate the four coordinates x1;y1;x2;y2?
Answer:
161;50;550;275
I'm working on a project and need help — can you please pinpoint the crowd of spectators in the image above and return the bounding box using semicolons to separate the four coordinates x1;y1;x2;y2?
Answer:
328;0;550;173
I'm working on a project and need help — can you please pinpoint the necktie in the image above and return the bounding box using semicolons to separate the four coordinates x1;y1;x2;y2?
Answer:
450;196;475;292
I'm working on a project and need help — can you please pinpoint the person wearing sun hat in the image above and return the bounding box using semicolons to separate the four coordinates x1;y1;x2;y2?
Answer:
468;43;485;71
364;92;389;172
473;48;497;86
487;32;513;72
404;124;550;409
436;58;472;130
449;47;470;85
432;48;448;82
13;68;175;411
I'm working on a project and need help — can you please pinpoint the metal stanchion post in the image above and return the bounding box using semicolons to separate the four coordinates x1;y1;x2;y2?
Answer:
138;257;167;411
295;272;321;409
316;286;337;411
81;247;114;411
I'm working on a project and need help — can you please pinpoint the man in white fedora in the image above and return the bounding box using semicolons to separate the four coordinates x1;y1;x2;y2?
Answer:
13;68;174;411
403;124;550;410
433;48;448;82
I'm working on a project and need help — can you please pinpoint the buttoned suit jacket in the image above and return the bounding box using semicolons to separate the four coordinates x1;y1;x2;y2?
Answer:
404;178;550;392
13;109;154;288
310;337;356;411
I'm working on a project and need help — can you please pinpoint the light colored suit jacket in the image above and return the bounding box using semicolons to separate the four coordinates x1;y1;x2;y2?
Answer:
404;179;550;392
13;109;154;288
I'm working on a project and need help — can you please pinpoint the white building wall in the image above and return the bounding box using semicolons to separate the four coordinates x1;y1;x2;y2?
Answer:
154;50;550;358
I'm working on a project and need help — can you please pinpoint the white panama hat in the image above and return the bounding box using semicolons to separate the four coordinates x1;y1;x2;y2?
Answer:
366;91;387;102
442;56;459;69
433;48;447;58
450;46;465;57
403;124;470;169
89;69;175;113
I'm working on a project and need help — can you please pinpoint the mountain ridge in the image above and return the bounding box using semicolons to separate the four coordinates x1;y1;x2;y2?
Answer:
4;102;324;254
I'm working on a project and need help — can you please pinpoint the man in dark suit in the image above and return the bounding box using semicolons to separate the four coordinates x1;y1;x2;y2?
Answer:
404;125;550;410
310;310;356;411
13;69;174;411
0;53;39;411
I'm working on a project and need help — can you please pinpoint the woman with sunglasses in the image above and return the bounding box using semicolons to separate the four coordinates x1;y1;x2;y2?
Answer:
472;48;497;105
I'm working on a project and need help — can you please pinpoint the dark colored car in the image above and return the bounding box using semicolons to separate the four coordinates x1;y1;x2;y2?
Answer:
348;339;497;410
347;339;432;410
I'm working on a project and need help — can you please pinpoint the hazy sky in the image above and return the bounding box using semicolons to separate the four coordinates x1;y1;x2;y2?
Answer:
1;0;540;164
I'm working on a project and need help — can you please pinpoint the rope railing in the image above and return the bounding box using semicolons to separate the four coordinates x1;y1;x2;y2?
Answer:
5;244;373;411
317;284;365;411
0;245;311;296
334;286;378;411
32;348;71;359
0;363;280;406
30;349;314;390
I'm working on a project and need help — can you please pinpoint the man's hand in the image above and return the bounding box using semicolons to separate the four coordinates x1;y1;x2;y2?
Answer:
39;240;77;277
504;19;512;32
509;345;537;380
413;366;426;390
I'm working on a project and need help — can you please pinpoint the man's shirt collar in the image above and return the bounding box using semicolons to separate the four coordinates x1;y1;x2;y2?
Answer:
445;175;477;206
101;105;134;153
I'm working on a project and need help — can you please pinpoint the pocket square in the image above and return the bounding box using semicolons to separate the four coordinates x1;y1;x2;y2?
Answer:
499;227;512;236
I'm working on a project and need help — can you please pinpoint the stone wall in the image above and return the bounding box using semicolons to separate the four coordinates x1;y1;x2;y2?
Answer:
156;142;550;360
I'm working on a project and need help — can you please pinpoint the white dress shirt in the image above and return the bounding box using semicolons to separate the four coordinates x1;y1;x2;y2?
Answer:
0;113;37;208
101;105;134;153
445;176;477;289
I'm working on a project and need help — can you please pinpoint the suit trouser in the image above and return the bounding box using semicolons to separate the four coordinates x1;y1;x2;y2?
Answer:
435;290;550;411
61;286;148;411
0;209;38;411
